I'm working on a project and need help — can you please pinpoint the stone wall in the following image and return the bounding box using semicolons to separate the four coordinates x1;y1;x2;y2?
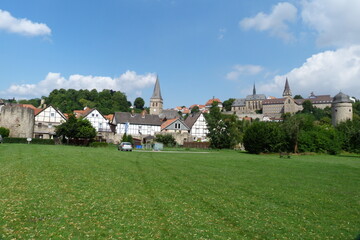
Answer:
0;105;34;138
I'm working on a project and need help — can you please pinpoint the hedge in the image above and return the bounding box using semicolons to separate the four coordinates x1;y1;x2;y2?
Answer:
3;137;55;145
89;142;109;148
0;127;10;137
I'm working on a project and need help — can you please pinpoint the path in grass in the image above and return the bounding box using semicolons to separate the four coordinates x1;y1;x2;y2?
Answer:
0;144;359;239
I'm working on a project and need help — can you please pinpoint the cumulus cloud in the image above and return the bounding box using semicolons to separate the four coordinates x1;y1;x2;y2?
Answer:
226;64;263;80
301;0;360;47
3;71;156;98
240;2;297;42
0;9;51;36
258;45;360;98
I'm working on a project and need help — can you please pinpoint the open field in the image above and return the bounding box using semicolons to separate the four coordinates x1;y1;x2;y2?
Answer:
0;144;359;239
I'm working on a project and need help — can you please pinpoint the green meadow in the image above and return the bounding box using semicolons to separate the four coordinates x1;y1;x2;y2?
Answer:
0;144;359;239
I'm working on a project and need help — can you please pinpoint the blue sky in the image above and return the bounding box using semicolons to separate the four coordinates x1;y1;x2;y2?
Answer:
1;0;360;108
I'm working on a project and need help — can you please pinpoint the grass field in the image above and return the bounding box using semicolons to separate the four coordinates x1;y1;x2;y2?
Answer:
0;144;359;239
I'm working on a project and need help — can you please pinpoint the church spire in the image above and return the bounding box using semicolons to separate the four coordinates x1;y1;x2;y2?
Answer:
282;78;292;97
151;76;162;100
253;83;256;95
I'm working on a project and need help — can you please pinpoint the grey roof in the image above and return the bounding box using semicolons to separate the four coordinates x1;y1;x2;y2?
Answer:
295;95;332;105
159;109;180;119
184;112;202;128
253;84;256;95
245;94;266;101
151;76;163;100
332;92;352;104
232;98;246;107
113;112;162;126
283;78;292;97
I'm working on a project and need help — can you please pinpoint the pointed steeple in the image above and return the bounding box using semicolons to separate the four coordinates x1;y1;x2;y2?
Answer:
151;76;162;100
253;83;256;95
282;78;292;97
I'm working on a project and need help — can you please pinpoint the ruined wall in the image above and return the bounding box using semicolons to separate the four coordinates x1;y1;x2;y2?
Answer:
0;106;34;138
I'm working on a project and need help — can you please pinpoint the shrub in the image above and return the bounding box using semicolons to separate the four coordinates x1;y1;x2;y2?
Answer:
243;122;285;154
155;134;176;147
298;126;340;154
0;127;10;137
3;137;55;145
89;142;109;148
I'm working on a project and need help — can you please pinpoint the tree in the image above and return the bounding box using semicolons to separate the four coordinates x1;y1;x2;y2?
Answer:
301;100;314;114
243;122;285;154
155;134;176;147
191;106;200;113
133;97;145;109
294;95;303;99
56;114;96;143
222;98;235;112
0;127;10;137
18;98;41;107
205;102;240;149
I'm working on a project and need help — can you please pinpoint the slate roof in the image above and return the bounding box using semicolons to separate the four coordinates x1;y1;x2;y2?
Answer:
184;112;202;128
332;92;352;104
262;98;286;105
283;78;292;97
151;76;163;100
161;118;190;130
295;95;332;105
159;109;180;120
245;94;266;101
113;112;162;126
232;98;246;107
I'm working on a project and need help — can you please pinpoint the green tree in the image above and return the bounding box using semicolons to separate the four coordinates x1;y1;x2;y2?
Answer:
222;98;235;112
191;105;200;113
0;127;10;137
336;118;360;153
205;102;240;149
243;122;285;154
155;134;176;147
56;114;96;142
18;98;41;107
133;97;145;109
294;95;303;99
301;100;314;114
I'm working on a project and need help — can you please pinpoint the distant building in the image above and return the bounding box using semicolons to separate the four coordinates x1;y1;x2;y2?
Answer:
149;76;163;115
184;112;209;141
231;84;266;114
262;79;332;118
331;92;353;126
74;107;112;133
34;105;67;139
205;98;223;111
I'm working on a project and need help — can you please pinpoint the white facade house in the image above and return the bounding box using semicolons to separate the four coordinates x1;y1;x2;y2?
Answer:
34;105;67;139
113;111;162;137
74;108;111;132
184;112;209;141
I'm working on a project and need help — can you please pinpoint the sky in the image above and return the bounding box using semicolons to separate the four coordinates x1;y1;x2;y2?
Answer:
1;0;360;108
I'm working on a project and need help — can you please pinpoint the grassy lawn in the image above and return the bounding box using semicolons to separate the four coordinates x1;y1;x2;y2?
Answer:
0;144;359;239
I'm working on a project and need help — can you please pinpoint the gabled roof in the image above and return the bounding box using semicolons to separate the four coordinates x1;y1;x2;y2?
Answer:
232;98;246;107
74;107;94;118
159;109;180;120
161;118;190;130
113;112;162;126
34;105;67;120
184;112;203;128
205;98;222;106
104;114;114;121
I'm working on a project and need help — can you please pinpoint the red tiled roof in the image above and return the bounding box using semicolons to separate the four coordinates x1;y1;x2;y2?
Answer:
161;118;178;129
205;98;222;106
73;107;93;118
104;114;114;121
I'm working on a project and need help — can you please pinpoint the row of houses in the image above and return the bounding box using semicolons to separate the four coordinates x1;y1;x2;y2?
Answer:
0;77;209;144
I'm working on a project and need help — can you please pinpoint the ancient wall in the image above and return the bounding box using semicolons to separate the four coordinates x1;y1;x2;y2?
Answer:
0;106;34;138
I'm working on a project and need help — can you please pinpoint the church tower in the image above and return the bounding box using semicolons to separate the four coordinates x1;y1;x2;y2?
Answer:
282;78;292;97
332;92;353;126
149;76;163;115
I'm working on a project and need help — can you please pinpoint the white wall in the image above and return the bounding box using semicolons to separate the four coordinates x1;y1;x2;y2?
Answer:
85;109;111;132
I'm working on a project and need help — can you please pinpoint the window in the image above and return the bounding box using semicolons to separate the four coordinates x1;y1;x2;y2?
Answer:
38;123;42;128
96;114;98;117
48;123;52;128
175;123;181;129
50;113;55;117
92;113;95;117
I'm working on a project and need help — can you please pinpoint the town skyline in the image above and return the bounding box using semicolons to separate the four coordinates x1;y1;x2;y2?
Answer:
1;0;360;108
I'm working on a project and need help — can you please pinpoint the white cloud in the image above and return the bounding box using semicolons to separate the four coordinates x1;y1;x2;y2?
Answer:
3;71;156;98
258;45;360;98
0;9;51;36
301;0;360;47
218;28;227;40
240;2;297;42
226;64;263;80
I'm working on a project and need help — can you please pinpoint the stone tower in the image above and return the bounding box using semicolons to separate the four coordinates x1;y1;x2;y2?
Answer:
149;76;163;115
331;92;353;126
282;78;292;97
282;78;298;114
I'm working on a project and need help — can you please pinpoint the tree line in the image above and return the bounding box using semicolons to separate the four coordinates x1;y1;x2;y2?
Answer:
205;100;360;154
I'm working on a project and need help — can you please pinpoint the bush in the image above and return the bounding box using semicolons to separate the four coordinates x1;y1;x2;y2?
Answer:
0;127;10;137
243;122;285;154
89;142;109;148
3;137;55;145
298;126;340;154
155;134;176;147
